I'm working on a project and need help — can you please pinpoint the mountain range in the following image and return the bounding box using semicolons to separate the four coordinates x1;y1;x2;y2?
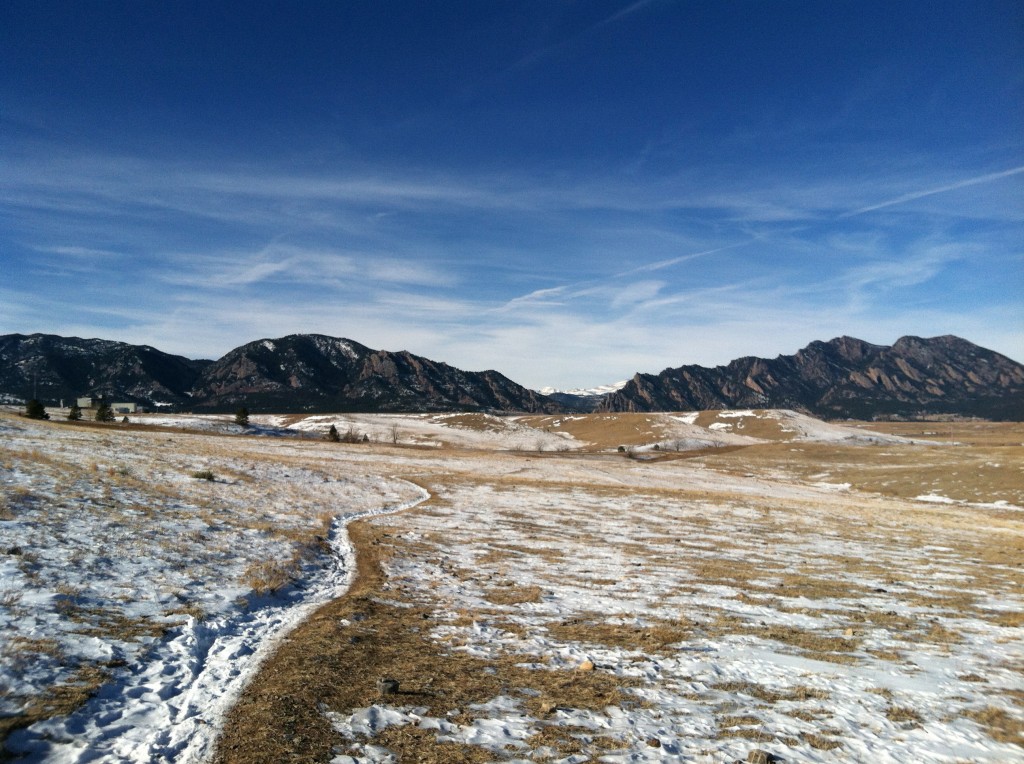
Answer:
599;335;1024;420
1;332;1021;419
0;333;555;414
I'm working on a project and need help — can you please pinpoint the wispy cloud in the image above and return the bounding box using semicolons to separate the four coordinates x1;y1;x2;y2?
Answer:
3;147;1021;387
34;245;123;259
157;243;454;291
495;286;568;312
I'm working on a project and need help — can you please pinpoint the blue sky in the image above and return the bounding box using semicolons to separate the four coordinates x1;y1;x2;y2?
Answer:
2;0;1022;389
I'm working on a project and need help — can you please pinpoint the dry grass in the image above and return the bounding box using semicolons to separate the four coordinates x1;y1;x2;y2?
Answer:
519;413;694;450
0;665;110;741
801;731;843;750
483;584;543;606
690;410;796;441
546;616;694;654
525;723;629;758
965;706;1024;745
885;705;924;725
701;421;1024;507
710;681;830;704
213;520;642;764
741;625;861;664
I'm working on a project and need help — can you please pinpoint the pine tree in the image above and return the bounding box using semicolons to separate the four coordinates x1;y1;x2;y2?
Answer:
234;407;250;427
326;424;341;442
67;403;82;421
25;399;49;420
95;402;114;422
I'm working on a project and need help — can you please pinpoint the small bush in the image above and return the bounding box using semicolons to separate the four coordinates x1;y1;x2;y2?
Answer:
25;399;49;420
191;470;216;481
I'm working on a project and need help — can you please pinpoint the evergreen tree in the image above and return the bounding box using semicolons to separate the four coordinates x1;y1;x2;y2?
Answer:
326;424;341;442
67;403;82;421
25;399;49;420
234;406;250;427
95;402;114;422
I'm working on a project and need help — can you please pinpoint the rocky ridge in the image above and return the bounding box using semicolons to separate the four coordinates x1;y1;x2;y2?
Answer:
598;335;1024;420
193;334;557;413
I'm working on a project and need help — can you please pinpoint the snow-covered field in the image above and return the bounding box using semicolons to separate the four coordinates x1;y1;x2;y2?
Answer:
0;412;426;761
1;410;1021;762
338;472;1023;762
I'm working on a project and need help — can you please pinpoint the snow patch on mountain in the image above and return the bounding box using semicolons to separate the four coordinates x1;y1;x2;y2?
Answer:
537;380;628;397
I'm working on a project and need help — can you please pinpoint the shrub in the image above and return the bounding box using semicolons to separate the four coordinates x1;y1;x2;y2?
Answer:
234;407;250;427
25;399;49;420
326;424;341;442
67;404;82;421
95;402;114;422
191;470;216;481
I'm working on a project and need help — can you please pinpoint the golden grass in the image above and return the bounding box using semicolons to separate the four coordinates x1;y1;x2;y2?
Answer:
213;520;641;764
526;723;629;758
965;706;1024;745
710;681;830;704
519;413;688;450
483;584;543;606
546;616;694;653
885;705;924;725
700;427;1024;507
801;731;843;750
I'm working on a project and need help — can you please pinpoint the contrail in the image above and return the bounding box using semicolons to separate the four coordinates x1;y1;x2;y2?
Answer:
842;165;1024;217
614;241;752;278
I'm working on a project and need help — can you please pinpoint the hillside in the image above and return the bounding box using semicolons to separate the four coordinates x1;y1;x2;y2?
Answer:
0;333;210;408
599;335;1024;420
191;334;558;413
